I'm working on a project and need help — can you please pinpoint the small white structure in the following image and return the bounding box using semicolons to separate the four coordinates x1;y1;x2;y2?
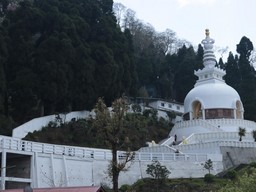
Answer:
148;100;184;114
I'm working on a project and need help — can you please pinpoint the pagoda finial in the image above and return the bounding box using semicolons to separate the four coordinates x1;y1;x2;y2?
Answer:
201;29;216;68
205;29;210;37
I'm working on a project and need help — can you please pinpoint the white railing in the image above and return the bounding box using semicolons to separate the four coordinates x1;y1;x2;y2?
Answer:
182;132;254;145
201;120;224;132
134;152;208;162
175;140;256;152
173;119;256;134
0;136;211;162
173;119;222;133
173;119;256;131
207;119;256;129
160;136;174;146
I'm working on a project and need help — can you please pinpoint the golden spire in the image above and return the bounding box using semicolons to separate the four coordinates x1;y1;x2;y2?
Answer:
205;29;210;37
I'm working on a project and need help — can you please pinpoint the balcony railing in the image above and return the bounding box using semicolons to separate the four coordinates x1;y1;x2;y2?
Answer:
0;136;212;162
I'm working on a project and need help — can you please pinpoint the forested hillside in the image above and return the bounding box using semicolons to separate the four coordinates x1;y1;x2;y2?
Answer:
0;0;256;136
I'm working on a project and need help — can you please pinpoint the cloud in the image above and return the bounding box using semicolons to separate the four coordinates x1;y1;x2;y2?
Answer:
177;0;216;7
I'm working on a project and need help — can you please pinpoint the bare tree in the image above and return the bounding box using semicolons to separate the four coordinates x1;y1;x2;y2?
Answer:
216;46;229;58
249;49;256;68
155;29;177;55
93;97;135;192
113;2;126;26
122;8;137;31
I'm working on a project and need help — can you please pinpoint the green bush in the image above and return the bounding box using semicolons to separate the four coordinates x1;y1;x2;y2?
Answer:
131;104;142;113
250;162;256;168
146;161;170;181
204;173;214;183
119;184;131;192
225;170;237;180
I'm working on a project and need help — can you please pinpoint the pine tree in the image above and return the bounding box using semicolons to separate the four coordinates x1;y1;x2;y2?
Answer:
236;37;256;121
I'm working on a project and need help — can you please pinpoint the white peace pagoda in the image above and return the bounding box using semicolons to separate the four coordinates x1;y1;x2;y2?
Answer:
164;29;256;160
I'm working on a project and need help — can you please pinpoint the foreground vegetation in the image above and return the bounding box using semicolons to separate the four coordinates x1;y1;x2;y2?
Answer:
113;162;256;192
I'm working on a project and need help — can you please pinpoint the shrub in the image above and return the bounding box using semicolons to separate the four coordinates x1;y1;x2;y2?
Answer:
146;161;170;181
225;170;237;180
204;173;214;183
250;162;256;168
132;104;142;113
119;184;131;192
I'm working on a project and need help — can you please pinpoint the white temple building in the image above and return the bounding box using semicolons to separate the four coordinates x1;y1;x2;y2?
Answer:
170;29;247;139
141;29;256;174
1;30;256;190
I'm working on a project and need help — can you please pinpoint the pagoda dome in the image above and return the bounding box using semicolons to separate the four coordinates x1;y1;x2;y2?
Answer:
184;82;242;113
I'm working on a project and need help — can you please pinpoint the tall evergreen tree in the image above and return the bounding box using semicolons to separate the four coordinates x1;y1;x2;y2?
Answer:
172;45;197;102
0;26;7;115
1;0;137;124
195;43;204;70
225;52;241;91
217;57;225;69
236;36;256;120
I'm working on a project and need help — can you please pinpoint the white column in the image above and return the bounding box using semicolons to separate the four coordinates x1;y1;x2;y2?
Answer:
30;154;34;188
202;109;205;120
62;156;69;186
50;154;56;187
1;149;6;190
233;109;236;119
189;111;192;120
34;152;39;188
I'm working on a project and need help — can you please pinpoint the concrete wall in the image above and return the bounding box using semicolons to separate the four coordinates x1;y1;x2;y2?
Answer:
29;152;223;188
12;111;93;139
34;153;93;188
220;146;256;169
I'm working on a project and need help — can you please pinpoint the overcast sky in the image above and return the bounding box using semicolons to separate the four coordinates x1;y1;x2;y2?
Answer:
113;0;256;62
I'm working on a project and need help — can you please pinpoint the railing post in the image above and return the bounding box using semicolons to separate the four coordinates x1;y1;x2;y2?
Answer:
1;149;7;190
104;151;106;160
1;138;5;149
43;144;45;153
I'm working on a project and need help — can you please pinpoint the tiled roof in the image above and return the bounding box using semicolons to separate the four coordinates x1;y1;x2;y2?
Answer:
2;186;105;192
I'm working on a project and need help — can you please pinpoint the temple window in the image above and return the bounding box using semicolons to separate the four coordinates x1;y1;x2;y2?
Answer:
205;108;234;119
